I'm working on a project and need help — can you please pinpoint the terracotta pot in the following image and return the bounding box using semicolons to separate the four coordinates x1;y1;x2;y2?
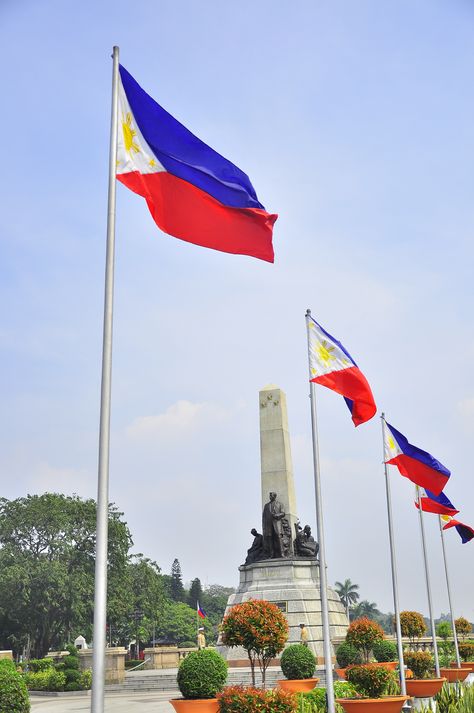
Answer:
460;662;474;671
336;696;410;713
439;667;469;682
405;677;446;698
336;668;347;679
277;677;319;692
170;699;219;713
372;662;398;670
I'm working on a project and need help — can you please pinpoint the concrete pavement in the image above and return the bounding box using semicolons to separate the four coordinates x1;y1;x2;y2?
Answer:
30;692;175;712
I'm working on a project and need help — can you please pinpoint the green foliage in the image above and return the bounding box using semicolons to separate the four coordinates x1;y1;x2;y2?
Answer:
178;641;196;648
217;685;297;712
188;578;203;609
177;649;227;699
372;640;397;662
0;660;16;673
23;658;53;673
79;670;92;690
334;579;360;619
65;669;81;684
345;617;385;663
436;621;452;640
455;683;474;713
62;654;79;670
220;599;289;685
403;650;433;679
399;611;426;644
346;664;393;698
170;559;185;602
155;600;213;645
0;669;30;713
458;642;474;662
280;644;316;680
299;682;357;712
24;668;66;691
434;681;464;713
335;643;362;668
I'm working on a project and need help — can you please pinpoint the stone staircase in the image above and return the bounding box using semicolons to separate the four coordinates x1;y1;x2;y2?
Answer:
106;666;330;693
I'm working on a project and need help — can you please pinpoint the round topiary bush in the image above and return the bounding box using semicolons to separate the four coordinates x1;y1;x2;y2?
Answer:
346;664;392;698
345;618;385;664
403;650;433;679
177;649;227;699
0;669;30;713
372;640;398;663
280;644;316;680
62;655;79;670
336;642;363;668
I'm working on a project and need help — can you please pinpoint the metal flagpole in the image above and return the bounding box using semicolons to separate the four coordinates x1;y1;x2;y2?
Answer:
305;309;335;713
91;45;120;713
439;516;461;667
380;415;407;697
416;487;441;677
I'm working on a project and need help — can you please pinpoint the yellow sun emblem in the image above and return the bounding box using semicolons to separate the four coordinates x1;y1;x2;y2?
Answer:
387;436;396;451
317;340;336;366
122;113;140;155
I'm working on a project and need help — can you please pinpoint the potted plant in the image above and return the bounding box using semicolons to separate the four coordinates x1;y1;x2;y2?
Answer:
220;598;288;688
217;685;297;712
335;642;363;678
337;664;409;713
454;617;472;641
372;641;398;670
403;650;446;698
458;642;474;671
277;643;319;692
345;617;385;664
399;611;426;647
436;621;469;683
170;648;227;712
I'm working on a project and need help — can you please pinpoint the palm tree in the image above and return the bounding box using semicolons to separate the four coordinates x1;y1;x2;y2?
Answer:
334;579;360;620
351;600;381;622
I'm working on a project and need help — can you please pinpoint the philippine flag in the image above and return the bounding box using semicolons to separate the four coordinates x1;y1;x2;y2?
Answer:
116;65;277;262
442;517;474;544
197;602;206;619
415;488;459;517
306;313;376;426
383;420;450;496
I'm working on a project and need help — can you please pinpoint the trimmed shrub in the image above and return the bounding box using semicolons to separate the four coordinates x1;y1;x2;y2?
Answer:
280;644;316;680
0;669;30;713
23;658;53;673
62;655;79;670
346;664;393;698
0;660;16;673
372;640;398;663
79;670;92;690
400;611;426;645
177;649;227;699
24;669;66;692
178;641;196;648
403;650;433;679
217;685;297;712
345;618;385;664
336;642;363;668
301;681;358;710
455;617;472;640
65;669;81;685
458;642;474;662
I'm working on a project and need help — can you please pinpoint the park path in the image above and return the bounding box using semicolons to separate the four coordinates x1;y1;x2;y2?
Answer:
30;691;174;712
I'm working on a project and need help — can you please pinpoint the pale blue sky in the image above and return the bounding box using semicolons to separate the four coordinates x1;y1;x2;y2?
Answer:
1;0;474;619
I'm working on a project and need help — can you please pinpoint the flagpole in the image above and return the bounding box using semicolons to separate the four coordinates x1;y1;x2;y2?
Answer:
380;415;406;697
438;516;461;667
416;487;440;677
91;45;120;713
305;309;335;713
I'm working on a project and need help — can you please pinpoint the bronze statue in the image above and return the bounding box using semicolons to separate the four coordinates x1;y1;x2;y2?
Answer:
244;528;264;564
262;492;285;558
295;523;319;558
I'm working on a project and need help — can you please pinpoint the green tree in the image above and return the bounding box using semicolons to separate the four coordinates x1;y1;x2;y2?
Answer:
188;578;203;610
170;559;185;602
334;579;360;620
155;601;213;645
0;494;132;658
351;600;381;622
455;617;472;640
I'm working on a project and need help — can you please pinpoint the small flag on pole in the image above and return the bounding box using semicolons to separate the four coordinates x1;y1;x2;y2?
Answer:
116;65;277;262
306;313;376;426
197;601;206;619
415;489;459;516
383;421;450;496
442;517;474;544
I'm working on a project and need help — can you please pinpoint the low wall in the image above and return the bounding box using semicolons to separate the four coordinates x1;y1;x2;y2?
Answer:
0;651;13;660
78;647;127;684
143;646;197;669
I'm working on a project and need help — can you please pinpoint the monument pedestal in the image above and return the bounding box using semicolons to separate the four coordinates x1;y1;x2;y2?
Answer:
218;558;348;665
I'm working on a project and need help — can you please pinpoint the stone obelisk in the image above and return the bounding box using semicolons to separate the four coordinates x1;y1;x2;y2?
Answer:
259;384;298;543
218;384;348;668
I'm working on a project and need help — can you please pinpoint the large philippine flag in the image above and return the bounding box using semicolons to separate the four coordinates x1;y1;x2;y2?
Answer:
442;517;474;544
116;65;277;262
306;313;376;426
415;488;459;516
383;420;450;496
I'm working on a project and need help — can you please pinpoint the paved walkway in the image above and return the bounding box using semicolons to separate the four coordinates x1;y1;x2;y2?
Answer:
30;692;175;712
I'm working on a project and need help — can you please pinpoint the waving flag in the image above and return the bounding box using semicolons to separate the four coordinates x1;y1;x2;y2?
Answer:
383;420;450;496
197;602;206;619
442;517;474;544
116;65;277;262
415;489;459;516
306;313;376;426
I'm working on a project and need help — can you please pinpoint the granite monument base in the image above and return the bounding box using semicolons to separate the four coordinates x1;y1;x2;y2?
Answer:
218;558;348;665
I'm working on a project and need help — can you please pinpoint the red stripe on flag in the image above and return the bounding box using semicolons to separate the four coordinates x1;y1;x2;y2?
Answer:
387;454;449;496
311;365;376;426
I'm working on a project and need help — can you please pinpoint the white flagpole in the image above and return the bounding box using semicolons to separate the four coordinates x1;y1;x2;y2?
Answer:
91;45;120;713
439;516;461;667
305;309;335;713
416;487;441;677
380;415;406;697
